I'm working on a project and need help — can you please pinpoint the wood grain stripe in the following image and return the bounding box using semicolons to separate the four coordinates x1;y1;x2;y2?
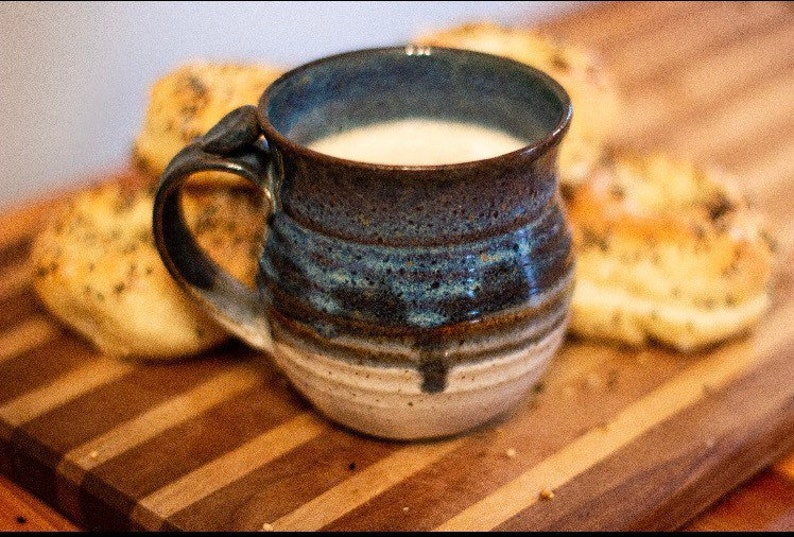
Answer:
539;1;702;49
728;128;794;185
436;300;794;531
682;468;794;531
607;2;786;86
0;358;134;439
680;69;794;162
130;412;326;530
0;261;31;302
622;62;794;157
271;438;466;531
56;366;262;486
0;201;56;249
618;3;792;89
776;453;794;481
617;18;794;142
0;289;43;333
0;237;31;272
0;316;59;365
0;473;77;531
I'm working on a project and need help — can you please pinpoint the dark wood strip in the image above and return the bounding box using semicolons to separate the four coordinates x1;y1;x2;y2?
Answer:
75;361;306;531
682;468;794;531
21;353;251;456
0;335;94;406
164;427;399;531
321;344;691;531
492;334;794;531
0;237;31;274
0;289;47;332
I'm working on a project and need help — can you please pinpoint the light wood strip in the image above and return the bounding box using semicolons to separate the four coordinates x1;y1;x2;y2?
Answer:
0;358;134;439
0;316;59;365
130;412;326;531
271;438;465;531
724;122;794;181
681;68;794;163
606;2;786;86
664;16;794;100
264;343;622;531
0;261;31;302
619;63;794;158
776;452;794;481
617;19;794;141
56;366;262;486
539;1;702;49
618;3;792;89
734;143;794;217
436;299;794;531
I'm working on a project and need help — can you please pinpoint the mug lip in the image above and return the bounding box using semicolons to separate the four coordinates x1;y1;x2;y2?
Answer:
257;45;573;172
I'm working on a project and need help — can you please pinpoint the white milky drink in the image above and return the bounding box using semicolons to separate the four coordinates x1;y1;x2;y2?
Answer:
307;118;529;165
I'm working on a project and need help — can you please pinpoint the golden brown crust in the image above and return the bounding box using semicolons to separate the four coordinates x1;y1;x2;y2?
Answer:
30;170;265;359
131;61;283;180
564;151;777;351
413;22;622;186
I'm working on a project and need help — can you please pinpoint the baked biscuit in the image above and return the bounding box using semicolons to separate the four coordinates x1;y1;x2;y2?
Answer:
31;170;266;359
413;22;622;186
132;61;282;181
565;151;776;352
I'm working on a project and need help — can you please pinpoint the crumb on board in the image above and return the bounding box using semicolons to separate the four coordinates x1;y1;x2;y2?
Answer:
260;522;274;531
539;488;555;501
89;450;99;460
403;506;410;513
506;447;517;459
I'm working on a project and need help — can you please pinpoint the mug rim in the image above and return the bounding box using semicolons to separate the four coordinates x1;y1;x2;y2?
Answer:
256;45;573;172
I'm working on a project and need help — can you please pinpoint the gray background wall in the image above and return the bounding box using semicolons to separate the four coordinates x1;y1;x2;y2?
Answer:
0;1;588;209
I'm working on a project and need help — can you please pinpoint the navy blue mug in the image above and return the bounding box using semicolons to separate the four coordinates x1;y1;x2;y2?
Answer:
153;45;573;440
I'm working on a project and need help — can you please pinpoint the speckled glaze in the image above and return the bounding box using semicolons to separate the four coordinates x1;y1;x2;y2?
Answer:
153;46;573;440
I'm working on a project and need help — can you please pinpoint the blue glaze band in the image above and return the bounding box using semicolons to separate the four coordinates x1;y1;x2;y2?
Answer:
260;196;573;332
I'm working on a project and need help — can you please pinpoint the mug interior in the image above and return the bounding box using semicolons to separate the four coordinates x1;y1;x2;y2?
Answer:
261;46;570;155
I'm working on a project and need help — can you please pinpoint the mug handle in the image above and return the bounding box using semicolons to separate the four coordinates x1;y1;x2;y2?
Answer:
152;105;275;353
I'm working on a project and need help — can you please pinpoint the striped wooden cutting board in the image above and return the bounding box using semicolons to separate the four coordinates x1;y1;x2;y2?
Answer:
1;1;793;531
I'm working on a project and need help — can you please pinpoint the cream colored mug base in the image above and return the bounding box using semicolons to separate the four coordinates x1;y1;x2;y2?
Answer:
268;320;568;440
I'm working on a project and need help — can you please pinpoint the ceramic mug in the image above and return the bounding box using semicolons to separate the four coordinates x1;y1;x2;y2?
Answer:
153;46;574;440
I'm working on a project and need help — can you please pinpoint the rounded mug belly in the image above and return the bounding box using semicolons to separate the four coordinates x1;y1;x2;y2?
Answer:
258;196;573;439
